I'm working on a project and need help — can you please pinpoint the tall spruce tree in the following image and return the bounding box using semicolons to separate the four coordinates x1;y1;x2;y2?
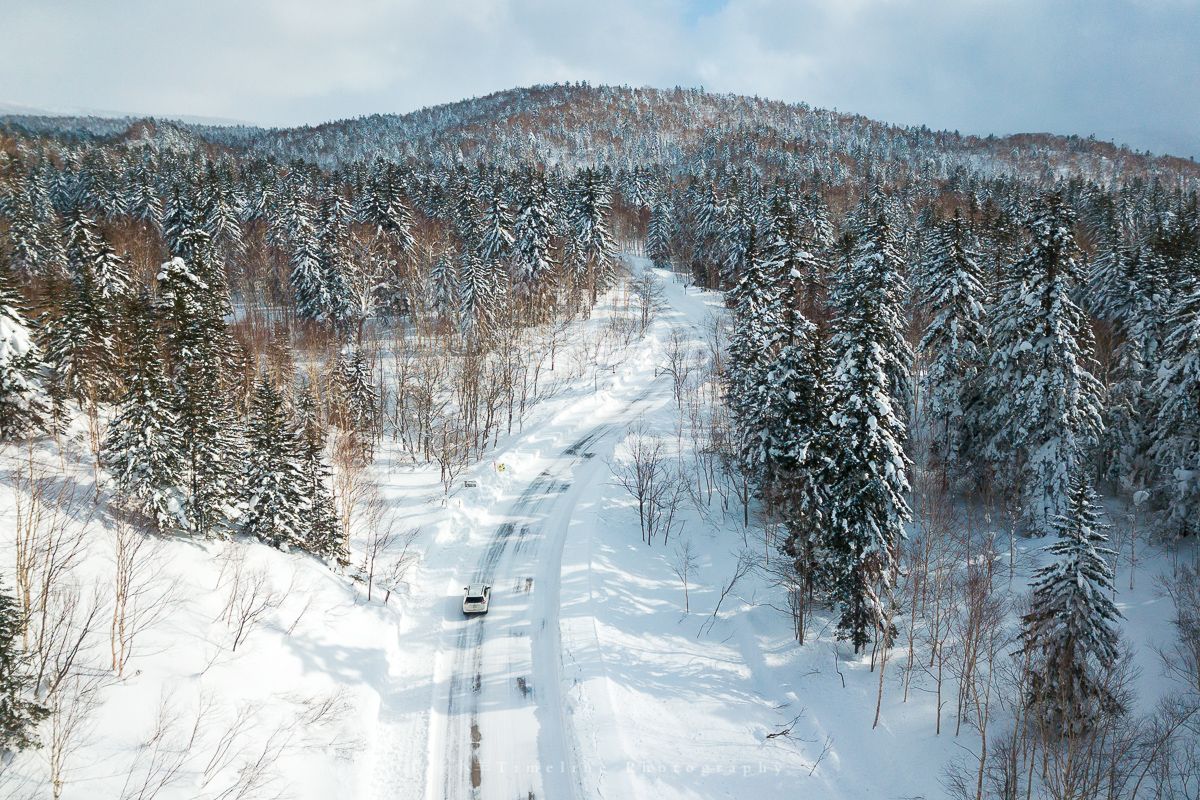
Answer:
1151;255;1200;537
163;188;230;317
458;250;499;341
511;172;557;290
823;224;912;652
359;167;416;254
3;174;65;280
0;266;53;440
1021;477;1123;736
917;213;988;476
315;192;355;330
289;205;327;323
567;169;616;304
760;234;831;636
1102;244;1163;492
0;577;47;755
42;210;127;403
835;203;914;423
241;377;306;549
725;223;779;484
764;187;825;314
296;388;345;564
983;194;1103;535
478;183;515;267
428;248;459;320
336;347;378;441
158;255;240;537
646;197;675;270
102;292;185;531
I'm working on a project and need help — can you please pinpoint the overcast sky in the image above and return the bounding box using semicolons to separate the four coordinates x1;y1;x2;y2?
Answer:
2;0;1197;158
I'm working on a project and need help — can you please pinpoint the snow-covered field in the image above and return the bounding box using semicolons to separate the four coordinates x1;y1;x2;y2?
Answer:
1;256;1193;800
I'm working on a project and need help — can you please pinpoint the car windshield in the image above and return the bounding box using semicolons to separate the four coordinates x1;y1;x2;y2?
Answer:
466;596;484;603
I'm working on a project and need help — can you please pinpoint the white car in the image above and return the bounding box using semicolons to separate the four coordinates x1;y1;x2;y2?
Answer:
462;584;491;615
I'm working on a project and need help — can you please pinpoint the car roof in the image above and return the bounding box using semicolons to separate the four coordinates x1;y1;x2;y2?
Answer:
466;584;488;594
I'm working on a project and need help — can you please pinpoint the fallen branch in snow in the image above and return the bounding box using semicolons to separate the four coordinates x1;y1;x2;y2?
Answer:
764;711;807;740
832;644;846;689
808;735;834;776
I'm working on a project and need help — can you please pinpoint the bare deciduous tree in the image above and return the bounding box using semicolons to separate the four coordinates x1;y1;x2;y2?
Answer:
670;538;699;613
119;691;204;800
698;550;755;638
661;328;698;408
111;522;178;677
216;552;290;653
630;272;665;333
430;415;470;496
47;670;104;800
610;425;686;546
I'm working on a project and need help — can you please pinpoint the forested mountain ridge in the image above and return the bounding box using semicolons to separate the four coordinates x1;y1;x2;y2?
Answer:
6;83;1199;185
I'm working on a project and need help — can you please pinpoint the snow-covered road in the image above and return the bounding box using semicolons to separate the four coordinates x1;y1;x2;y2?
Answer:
426;381;668;799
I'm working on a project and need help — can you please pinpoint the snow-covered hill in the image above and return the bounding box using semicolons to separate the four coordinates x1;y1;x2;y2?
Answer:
6;83;1198;186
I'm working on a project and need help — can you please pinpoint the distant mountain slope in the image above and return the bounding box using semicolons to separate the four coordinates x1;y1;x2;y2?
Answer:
0;100;247;127
5;83;1198;188
206;84;1199;183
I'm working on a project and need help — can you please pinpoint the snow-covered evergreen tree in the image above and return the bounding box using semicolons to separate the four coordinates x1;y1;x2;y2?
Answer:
241;376;306;549
359;167;416;254
335;347;377;440
0;267;53;440
102;292;185;531
917;212;988;473
764;187;825;315
646;197;675;270
201;167;246;257
315;192;356;330
761;244;831;618
270;180;315;251
1102;244;1164;492
1021;477;1123;736
42;211;125;403
567;168;616;303
511;172;557;290
692;181;729;284
1151;257;1200;537
0;576;47;754
296;387;345;564
983;194;1103;535
2;174;65;280
823;225;912;651
834;203;914;423
125;163;163;228
428;248;459;320
157;256;240;537
289;207;327;323
725;223;779;482
477;183;515;267
458;250;498;341
62;208;128;301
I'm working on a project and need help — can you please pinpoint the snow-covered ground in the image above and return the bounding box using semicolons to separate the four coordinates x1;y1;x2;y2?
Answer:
1;256;1193;800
